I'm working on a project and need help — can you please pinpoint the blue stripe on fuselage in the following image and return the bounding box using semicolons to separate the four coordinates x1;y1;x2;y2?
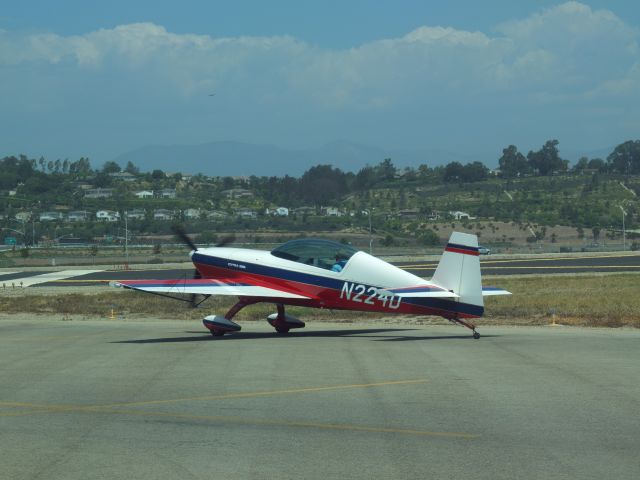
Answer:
192;252;483;317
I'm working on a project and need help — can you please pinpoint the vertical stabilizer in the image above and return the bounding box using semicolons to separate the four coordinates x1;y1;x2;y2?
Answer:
431;232;483;313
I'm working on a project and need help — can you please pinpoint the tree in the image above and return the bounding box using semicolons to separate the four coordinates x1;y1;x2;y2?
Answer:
443;161;488;182
102;161;121;174
421;229;440;246
527;140;568;176
462;161;489;182
299;164;348;206
376;158;396;182
587;158;605;171
499;145;530;178
124;161;140;175
151;169;165;180
572;156;589;173
606;140;640;174
443;162;465;182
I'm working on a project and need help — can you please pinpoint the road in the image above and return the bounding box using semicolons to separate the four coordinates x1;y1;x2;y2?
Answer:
0;252;638;287
0;320;638;479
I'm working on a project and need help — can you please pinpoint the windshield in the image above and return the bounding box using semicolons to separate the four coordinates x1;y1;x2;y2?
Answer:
271;238;358;271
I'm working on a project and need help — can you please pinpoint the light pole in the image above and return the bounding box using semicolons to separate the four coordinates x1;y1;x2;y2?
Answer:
619;205;626;251
363;209;373;254
123;211;129;264
12;218;27;245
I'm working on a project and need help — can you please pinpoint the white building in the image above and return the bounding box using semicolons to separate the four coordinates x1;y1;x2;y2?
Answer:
236;208;257;219
322;207;343;217
85;188;114;199
153;209;174;221
15;211;32;222
449;211;474;220
183;208;201;219
67;211;90;222
135;190;154;199
157;189;176;199
96;210;120;222
126;209;146;220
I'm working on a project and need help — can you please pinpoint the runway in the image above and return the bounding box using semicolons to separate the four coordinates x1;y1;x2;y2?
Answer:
0;320;638;479
1;252;638;287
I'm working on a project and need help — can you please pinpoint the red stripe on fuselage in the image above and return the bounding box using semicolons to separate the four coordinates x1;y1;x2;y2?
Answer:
194;262;480;319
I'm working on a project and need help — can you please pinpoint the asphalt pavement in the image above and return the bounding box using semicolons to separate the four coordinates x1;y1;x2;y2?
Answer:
0;319;638;479
1;252;638;287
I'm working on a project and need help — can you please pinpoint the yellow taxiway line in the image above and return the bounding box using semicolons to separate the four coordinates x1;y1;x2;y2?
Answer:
0;378;478;439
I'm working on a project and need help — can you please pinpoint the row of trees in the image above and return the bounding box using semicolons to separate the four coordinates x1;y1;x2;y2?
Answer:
499;139;640;178
2;138;638;213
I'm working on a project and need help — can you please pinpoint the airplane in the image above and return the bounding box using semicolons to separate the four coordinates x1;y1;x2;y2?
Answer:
113;230;510;339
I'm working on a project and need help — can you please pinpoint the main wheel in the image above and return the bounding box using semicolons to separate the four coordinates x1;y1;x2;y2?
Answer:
210;330;226;337
473;331;480;339
275;326;290;334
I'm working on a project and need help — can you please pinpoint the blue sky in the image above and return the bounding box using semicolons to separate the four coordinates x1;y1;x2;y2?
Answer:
1;1;639;166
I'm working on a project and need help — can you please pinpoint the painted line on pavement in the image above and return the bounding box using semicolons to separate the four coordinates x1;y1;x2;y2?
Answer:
16;270;104;287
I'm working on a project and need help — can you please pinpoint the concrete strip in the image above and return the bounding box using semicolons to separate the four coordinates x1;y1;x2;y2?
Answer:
17;269;104;286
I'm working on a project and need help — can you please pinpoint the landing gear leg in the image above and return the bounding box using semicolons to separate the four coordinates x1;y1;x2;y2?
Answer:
267;303;305;334
203;298;258;337
448;316;481;339
274;304;289;334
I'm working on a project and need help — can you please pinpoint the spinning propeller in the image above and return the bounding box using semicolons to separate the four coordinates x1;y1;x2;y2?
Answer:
171;225;235;307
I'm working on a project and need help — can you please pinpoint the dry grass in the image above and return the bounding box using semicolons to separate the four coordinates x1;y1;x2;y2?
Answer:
483;274;640;328
0;274;638;328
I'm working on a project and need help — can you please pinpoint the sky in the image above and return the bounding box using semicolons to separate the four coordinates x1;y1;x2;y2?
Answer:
1;1;639;166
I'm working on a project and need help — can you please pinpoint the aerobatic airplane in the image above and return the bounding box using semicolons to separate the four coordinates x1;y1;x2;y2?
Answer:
114;230;510;339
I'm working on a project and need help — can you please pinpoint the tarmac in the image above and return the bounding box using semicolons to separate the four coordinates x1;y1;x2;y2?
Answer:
1;318;638;479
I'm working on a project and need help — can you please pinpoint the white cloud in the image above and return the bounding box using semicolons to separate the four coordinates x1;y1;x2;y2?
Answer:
1;2;638;157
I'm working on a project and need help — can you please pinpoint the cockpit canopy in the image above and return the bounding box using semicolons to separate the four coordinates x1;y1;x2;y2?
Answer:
271;238;358;271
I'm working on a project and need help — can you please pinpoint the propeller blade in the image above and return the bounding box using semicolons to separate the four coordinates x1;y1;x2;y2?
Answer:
216;235;236;248
172;225;198;251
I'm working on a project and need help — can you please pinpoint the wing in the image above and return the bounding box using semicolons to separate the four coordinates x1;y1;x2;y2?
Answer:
378;285;512;298
481;287;512;296
377;284;459;298
111;278;311;299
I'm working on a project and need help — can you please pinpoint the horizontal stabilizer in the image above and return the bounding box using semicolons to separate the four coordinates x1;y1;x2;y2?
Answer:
482;287;512;296
378;285;459;298
111;279;311;299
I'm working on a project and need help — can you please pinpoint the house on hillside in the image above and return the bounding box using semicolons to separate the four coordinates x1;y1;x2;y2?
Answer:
266;207;289;217
293;206;316;216
96;210;120;222
396;209;420;220
184;208;201;220
235;208;257;219
39;212;64;222
207;210;229;219
67;211;90;222
85;188;114;199
135;190;154;199
108;172;136;182
322;207;343;217
153;209;174;221
15;211;32;222
449;211;474;220
126;209;146;220
157;189;176;199
222;188;253;199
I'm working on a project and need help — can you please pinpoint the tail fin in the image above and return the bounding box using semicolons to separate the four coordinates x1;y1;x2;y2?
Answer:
431;232;483;314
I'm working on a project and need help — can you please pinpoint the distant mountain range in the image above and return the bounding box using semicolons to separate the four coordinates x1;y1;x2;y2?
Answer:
112;140;488;176
112;140;613;176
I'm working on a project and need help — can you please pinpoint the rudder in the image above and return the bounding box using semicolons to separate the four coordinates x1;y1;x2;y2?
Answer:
431;232;484;315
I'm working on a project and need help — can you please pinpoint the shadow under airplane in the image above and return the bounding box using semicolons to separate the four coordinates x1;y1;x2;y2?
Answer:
111;327;498;344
